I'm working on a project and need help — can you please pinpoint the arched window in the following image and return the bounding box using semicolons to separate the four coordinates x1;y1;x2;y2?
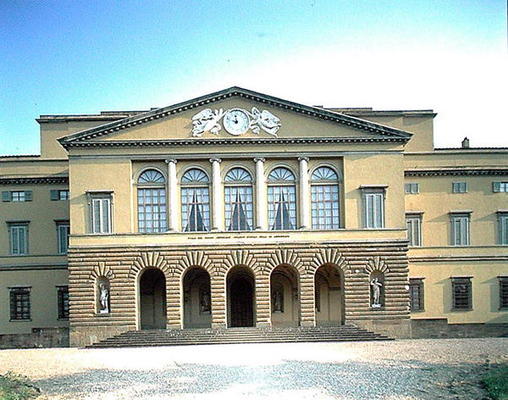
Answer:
181;168;210;232
137;169;167;233
224;168;253;231
267;167;297;230
311;166;340;230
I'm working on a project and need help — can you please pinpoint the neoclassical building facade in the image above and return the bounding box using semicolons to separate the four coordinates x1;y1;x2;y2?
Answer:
1;87;507;347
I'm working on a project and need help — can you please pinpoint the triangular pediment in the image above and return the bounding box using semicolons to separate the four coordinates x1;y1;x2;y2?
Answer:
58;87;412;148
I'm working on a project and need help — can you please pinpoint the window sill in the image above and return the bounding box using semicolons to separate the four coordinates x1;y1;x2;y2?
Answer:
9;319;31;322
451;308;473;312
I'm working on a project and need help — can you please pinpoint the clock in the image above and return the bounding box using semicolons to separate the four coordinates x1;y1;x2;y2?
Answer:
223;109;250;135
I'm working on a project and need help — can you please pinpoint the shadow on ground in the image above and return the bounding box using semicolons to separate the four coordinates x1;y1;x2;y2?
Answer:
34;358;493;399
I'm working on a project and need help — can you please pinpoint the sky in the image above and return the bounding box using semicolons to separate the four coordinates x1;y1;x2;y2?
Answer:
0;0;506;155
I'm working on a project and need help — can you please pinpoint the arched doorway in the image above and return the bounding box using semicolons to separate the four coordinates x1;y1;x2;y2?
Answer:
139;269;167;329
227;266;255;327
182;267;212;328
270;265;300;327
315;264;345;326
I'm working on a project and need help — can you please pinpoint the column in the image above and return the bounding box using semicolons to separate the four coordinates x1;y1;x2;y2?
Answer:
299;157;310;229
254;157;268;230
165;159;178;231
299;271;316;327
210;158;223;231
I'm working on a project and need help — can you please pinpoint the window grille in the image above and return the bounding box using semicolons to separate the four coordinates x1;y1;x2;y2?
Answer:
10;287;31;320
409;279;424;311
452;277;472;310
57;286;70;319
499;277;508;309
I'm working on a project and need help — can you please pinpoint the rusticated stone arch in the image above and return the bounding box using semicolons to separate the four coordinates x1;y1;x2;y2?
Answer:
365;256;389;274
214;250;264;278
129;251;170;279
265;249;304;275
89;262;115;281
174;250;214;279
310;248;349;275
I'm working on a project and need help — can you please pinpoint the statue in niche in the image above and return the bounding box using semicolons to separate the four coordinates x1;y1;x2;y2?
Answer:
272;288;283;313
370;278;383;308
200;288;211;313
99;283;110;313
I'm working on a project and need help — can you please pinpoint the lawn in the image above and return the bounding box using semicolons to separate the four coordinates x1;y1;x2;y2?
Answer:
482;364;508;400
0;372;40;400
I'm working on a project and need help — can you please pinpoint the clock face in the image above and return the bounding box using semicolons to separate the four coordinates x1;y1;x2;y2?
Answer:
223;109;250;135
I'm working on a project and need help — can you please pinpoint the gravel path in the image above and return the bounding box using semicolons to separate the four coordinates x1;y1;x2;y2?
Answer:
0;338;506;399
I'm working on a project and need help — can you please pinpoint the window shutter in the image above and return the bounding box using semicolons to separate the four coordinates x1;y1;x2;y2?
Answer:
493;182;500;193
2;191;11;202
50;190;59;201
25;191;33;201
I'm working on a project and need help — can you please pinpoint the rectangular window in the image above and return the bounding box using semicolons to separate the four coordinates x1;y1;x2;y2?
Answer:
452;277;472;310
493;182;508;193
2;190;32;202
8;223;29;255
404;183;419;194
89;193;112;234
311;184;340;230
450;213;470;246
499;277;508;310
409;279;424;311
56;222;70;254
268;185;297;230
50;190;69;201
406;214;422;247
57;286;70;319
138;188;167;233
9;287;31;320
498;213;508;245
362;188;385;229
452;182;468;193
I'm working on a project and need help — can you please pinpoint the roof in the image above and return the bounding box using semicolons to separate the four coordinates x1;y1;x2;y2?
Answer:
58;86;413;148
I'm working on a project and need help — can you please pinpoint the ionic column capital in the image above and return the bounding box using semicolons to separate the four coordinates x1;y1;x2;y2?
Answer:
298;157;310;162
254;157;266;163
165;158;177;165
209;157;222;164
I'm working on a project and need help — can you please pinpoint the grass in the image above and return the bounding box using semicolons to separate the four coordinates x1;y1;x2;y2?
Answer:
482;364;508;400
0;372;40;400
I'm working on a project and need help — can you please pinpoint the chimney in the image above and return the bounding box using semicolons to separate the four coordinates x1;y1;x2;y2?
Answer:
461;137;470;148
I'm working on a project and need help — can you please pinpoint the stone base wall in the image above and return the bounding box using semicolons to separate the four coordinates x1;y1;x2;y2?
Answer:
410;319;508;339
354;318;412;338
70;324;134;347
0;327;69;349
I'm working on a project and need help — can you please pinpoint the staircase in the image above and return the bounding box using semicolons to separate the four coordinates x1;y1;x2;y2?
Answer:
86;325;392;348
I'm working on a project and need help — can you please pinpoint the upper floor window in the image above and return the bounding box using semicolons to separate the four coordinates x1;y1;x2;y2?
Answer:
498;212;508;245
50;189;69;201
224;168;253;231
8;222;29;255
137;169;167;233
404;183;419;194
10;287;31;320
311;166;340;230
361;187;385;229
452;182;467;193
406;214;422;247
2;190;32;202
493;182;508;193
89;192;112;234
450;212;470;246
181;168;210;232
56;221;70;254
267;167;296;230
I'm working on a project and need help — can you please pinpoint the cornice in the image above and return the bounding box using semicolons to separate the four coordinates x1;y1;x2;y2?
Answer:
64;136;408;149
58;87;412;148
0;176;69;185
405;168;508;177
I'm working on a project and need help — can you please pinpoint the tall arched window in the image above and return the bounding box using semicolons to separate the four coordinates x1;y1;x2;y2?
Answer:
137;169;167;233
311;166;340;230
224;167;253;231
267;167;297;230
181;168;210;232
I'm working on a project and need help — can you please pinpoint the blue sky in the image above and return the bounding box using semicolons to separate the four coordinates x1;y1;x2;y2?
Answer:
1;0;506;155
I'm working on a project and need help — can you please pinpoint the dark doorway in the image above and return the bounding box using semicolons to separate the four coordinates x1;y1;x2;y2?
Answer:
139;269;167;329
227;267;255;327
182;267;212;329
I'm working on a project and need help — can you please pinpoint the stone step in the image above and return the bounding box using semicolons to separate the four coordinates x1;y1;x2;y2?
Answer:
86;325;392;348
